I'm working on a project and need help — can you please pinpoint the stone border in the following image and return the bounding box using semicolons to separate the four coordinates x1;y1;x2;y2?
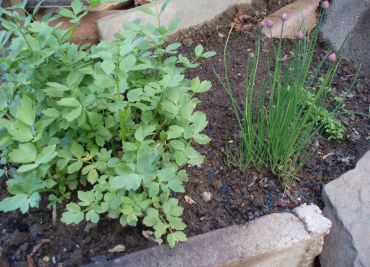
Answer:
320;151;370;267
96;0;253;41
84;204;331;267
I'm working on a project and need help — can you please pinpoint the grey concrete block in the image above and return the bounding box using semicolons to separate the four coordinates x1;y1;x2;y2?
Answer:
320;151;370;267
321;0;370;76
96;0;253;41
85;205;331;267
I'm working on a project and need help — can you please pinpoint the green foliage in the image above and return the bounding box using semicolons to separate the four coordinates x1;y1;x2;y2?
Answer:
306;91;345;140
218;10;343;186
0;0;214;247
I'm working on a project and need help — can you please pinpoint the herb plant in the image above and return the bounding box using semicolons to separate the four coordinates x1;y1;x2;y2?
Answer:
0;0;214;247
218;8;343;186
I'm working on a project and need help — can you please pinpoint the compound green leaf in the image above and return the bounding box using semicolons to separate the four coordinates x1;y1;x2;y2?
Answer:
9;143;37;163
110;174;142;191
86;210;100;223
68;160;83;174
16;96;35;126
193;134;211;145
167;125;183;139
18;163;39;173
71;142;84;158
37;145;57;164
61;203;84;224
57;98;81;107
7;120;33;142
101;60;115;75
194;45;204;57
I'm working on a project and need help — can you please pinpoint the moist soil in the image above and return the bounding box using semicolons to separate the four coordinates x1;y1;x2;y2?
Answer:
1;2;369;266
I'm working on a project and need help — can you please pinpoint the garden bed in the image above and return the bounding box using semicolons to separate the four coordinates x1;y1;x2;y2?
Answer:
0;1;369;266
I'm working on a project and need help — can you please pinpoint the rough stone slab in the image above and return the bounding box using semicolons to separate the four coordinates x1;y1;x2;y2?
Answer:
96;0;252;41
321;0;370;76
320;151;370;267
85;205;331;267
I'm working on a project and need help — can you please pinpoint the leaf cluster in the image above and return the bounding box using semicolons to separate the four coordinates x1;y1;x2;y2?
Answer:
0;0;214;247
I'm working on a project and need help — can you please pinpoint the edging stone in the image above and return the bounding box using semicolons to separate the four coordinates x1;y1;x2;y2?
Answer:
85;204;331;267
321;0;370;76
320;151;370;267
96;0;253;41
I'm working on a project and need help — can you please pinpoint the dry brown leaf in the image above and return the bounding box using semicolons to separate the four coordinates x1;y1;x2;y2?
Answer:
108;244;126;253
262;0;320;39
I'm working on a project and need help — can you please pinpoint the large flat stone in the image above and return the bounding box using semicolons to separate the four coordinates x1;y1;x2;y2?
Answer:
320;151;370;267
85;204;331;267
96;0;252;41
321;0;370;76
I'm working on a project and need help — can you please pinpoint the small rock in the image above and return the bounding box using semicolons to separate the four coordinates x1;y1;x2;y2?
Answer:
184;195;196;204
338;156;355;165
52;256;57;264
258;177;268;188
108;244;126;254
201;191;212;202
350;132;361;141
217;32;225;38
264;198;273;207
43;256;50;262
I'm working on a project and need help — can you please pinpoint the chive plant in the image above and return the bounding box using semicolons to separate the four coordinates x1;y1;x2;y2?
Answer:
218;6;341;186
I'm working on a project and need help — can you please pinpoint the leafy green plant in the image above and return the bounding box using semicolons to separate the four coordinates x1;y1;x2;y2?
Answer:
217;10;342;186
307;94;345;140
0;0;214;247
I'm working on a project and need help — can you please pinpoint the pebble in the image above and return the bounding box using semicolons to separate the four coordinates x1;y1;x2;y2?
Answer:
201;192;212;202
43;256;50;262
264;198;273;207
184;195;196;204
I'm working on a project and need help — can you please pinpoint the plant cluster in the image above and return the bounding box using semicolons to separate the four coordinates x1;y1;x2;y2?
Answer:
308;94;345;140
219;9;344;186
0;0;214;247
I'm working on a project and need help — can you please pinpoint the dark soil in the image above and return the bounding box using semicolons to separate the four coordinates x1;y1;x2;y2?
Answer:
1;1;369;267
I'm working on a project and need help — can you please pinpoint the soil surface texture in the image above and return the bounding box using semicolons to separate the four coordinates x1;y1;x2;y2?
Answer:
1;1;369;266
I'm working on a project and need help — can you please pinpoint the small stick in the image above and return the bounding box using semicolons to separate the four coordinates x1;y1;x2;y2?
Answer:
27;239;51;267
52;204;57;226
